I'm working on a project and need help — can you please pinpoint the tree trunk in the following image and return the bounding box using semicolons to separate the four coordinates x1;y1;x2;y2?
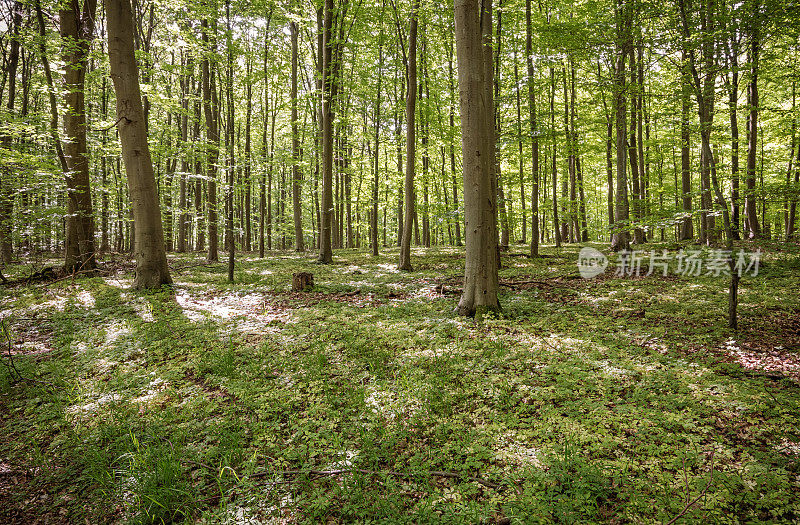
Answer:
105;0;171;289
318;0;335;263
526;0;539;256
371;15;383;256
290;20;304;252
202;18;219;262
745;8;762;239
679;50;693;241
60;0;99;272
454;0;500;317
611;0;630;252
398;0;419;271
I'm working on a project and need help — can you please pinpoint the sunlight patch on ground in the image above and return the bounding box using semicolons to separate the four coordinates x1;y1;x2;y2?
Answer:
175;291;295;335
494;433;544;469
324;450;359;470
778;439;800;455
130;298;155;322
28;295;68;312
590;359;632;379
720;340;800;380
104;321;132;346
65;393;123;418
102;277;133;288
364;384;421;421
376;263;400;274
131;377;169;406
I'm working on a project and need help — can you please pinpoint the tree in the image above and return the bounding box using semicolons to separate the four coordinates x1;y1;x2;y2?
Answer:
290;16;304;252
318;0;335;263
398;0;419;271
526;0;540;257
454;0;500;317
611;0;631;252
105;0;172;289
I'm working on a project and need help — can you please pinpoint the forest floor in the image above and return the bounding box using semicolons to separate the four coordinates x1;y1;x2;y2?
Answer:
0;241;799;524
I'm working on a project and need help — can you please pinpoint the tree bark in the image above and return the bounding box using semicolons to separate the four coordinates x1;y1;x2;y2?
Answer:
526;0;539;256
611;0;630;252
318;0;335;263
105;0;171;289
455;0;500;317
398;0;419;271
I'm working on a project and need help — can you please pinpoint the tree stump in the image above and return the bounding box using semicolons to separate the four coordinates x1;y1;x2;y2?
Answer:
292;272;314;292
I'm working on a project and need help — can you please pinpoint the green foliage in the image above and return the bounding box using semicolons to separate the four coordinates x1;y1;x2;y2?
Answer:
0;245;799;522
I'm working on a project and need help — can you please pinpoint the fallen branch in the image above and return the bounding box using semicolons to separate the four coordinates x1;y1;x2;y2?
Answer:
0;320;55;388
666;451;714;525
248;467;510;493
171;262;221;274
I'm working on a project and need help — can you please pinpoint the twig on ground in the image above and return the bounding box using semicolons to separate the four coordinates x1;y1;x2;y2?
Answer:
248;467;504;491
666;450;715;525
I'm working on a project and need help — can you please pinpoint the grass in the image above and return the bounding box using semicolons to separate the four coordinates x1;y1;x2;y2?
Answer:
0;241;799;523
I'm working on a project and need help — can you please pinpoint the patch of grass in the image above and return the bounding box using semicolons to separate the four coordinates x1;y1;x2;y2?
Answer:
0;243;798;523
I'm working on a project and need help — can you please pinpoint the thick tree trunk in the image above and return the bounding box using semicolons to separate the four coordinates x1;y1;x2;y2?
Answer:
455;0;500;317
60;0;98;272
454;0;499;317
105;0;171;289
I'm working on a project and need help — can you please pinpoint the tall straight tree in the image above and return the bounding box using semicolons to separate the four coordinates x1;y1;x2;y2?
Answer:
371;9;384;256
202;14;220;262
0;0;23;264
744;0;762;238
290;16;304;252
61;0;98;272
104;0;171;289
318;0;335;263
611;0;631;252
679;49;693;240
526;0;539;257
398;0;420;271
455;0;500;317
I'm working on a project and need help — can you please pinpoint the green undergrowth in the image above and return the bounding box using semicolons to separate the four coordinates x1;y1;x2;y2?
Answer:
0;242;799;523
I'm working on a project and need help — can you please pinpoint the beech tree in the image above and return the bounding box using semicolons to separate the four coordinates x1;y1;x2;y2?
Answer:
104;0;171;289
454;0;500;317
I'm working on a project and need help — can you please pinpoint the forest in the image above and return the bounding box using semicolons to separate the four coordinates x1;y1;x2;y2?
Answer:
1;0;800;521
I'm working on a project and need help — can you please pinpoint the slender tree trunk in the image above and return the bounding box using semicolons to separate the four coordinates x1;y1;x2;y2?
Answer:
550;66;561;247
447;35;462;247
745;9;762;238
318;0;335;263
202;17;219;262
611;0;630;252
371;15;383;256
290;20;304;252
514;50;527;246
0;1;24;264
398;0;419;271
680;50;693;240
